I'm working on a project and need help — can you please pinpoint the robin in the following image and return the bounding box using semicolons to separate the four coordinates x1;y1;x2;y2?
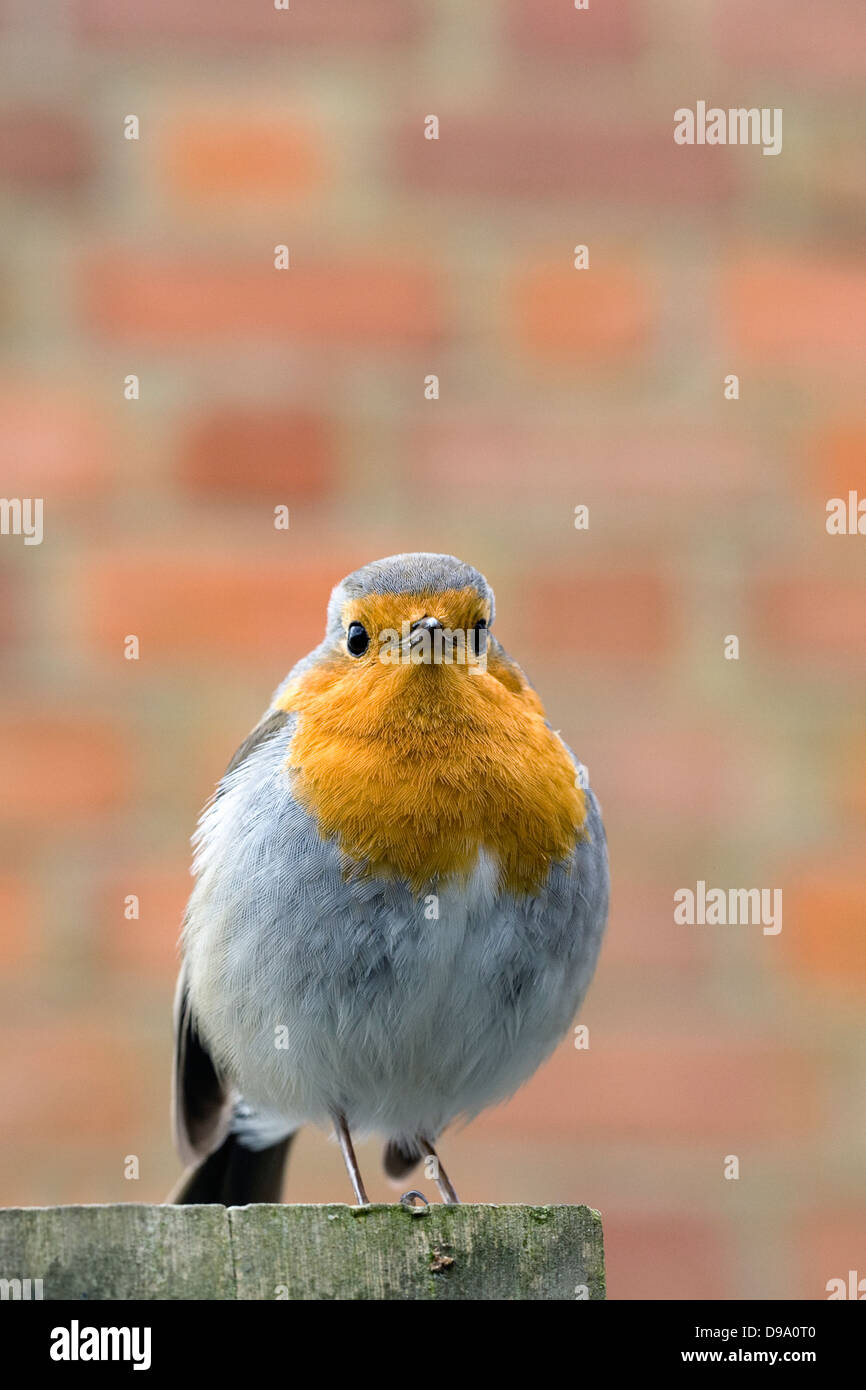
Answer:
171;553;609;1206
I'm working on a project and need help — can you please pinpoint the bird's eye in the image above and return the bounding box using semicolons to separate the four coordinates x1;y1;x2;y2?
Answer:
470;618;488;656
346;621;370;656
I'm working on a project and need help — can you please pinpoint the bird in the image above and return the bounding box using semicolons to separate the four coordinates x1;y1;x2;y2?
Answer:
170;552;609;1207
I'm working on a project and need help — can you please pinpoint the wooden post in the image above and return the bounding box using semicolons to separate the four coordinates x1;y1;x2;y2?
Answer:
0;1203;605;1300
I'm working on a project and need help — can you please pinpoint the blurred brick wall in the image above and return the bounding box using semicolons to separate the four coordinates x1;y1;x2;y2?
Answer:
0;1;864;1299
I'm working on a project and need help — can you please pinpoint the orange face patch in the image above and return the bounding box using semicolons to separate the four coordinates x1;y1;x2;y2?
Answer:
276;588;586;896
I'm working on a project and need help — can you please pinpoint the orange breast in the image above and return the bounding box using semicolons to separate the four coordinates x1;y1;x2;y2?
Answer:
276;590;586;896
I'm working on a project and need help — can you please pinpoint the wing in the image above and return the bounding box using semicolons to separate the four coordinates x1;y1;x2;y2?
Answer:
172;707;292;1164
171;966;231;1165
221;707;293;783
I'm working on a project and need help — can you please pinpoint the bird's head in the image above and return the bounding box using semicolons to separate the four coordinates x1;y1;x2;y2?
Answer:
325;551;494;678
274;553;585;892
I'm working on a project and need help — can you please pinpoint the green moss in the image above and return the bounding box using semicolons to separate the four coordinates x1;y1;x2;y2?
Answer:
0;1203;605;1301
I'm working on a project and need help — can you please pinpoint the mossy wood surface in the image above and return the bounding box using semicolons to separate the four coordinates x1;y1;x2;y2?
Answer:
0;1202;605;1301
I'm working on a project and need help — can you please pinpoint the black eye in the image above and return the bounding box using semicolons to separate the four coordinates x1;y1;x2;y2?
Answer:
470;618;488;656
346;621;369;656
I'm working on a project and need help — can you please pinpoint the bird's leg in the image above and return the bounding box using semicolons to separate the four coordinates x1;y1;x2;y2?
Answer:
333;1111;370;1206
418;1137;460;1204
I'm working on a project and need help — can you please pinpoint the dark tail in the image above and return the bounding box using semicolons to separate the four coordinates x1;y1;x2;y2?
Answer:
170;1132;294;1206
383;1138;421;1181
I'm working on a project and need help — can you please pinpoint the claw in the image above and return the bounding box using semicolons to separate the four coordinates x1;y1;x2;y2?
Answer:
400;1190;430;1215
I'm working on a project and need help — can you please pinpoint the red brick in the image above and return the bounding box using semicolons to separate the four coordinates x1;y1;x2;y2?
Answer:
76;0;421;44
0;380;111;496
799;1209;866;1300
815;144;863;221
409;417;770;499
837;732;866;822
725;257;866;367
0;716;131;825
181;409;335;500
755;578;866;667
0;109;92;189
783;860;866;991
81;551;342;663
160;114;325;204
483;1038;821;1141
604;878;713;969
0;570;15;648
606;1215;731;1300
716;1;866;81
396;116;736;202
0;873;39;967
521;569;671;659
100;866;189;979
591;724;756;824
809;422;866;497
507;0;643;56
0;1021;139;1140
510;261;654;362
83;254;442;346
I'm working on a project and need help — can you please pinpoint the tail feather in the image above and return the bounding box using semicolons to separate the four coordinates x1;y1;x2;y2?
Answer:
383;1138;421;1181
169;1132;294;1205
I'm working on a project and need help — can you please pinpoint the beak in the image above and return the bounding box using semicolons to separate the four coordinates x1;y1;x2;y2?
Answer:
407;616;443;663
